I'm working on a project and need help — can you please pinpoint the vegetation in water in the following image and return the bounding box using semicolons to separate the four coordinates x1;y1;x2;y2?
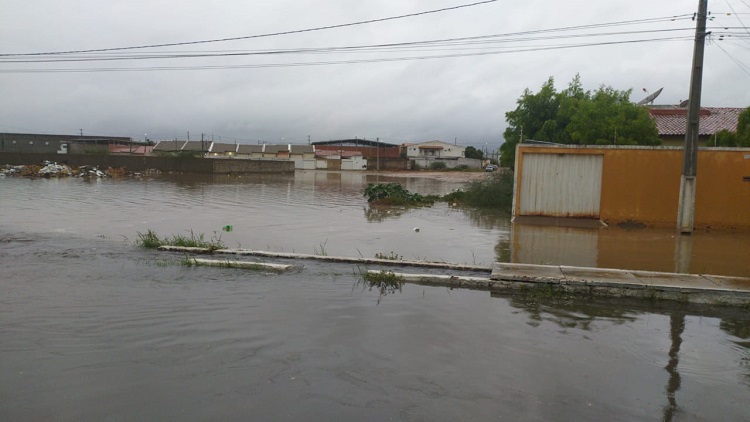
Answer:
358;270;405;303
364;171;514;214
375;251;403;261
443;171;514;211
135;229;226;251
364;182;436;205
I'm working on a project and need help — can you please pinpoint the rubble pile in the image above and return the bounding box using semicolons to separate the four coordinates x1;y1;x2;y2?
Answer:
77;165;106;178
1;163;161;179
39;161;74;176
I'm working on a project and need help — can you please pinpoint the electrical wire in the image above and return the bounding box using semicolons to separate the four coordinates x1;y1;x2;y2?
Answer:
0;0;499;57
0;36;693;73
0;27;698;63
714;41;750;77
725;0;750;36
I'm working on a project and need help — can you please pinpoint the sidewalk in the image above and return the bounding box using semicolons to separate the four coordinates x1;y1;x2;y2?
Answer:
157;246;750;306
488;262;750;306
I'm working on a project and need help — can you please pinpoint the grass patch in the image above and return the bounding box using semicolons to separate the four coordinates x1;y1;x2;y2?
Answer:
135;229;226;251
359;270;405;303
364;172;513;212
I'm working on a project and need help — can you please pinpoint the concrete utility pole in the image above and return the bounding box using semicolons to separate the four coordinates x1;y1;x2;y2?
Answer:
376;137;380;171
677;0;708;235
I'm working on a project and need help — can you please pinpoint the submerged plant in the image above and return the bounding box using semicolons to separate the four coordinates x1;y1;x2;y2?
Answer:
314;239;329;256
136;229;163;249
364;183;434;205
134;229;226;251
375;251;403;261
443;171;514;211
359;269;405;303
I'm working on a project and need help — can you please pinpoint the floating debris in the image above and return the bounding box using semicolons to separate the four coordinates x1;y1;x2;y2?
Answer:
77;165;106;178
39;161;73;177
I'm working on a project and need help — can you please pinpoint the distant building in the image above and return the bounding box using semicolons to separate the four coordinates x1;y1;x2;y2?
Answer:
649;106;744;146
0;132;134;155
405;140;466;159
209;143;237;157
312;138;400;159
152;140;187;153
236;144;264;159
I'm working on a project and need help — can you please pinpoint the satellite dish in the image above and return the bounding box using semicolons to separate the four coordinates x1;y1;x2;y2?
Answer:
637;87;663;105
679;99;689;107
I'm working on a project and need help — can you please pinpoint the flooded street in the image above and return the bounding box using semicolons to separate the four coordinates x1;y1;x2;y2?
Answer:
1;172;749;420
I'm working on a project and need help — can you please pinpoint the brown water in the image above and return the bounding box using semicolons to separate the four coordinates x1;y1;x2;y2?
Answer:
1;172;749;420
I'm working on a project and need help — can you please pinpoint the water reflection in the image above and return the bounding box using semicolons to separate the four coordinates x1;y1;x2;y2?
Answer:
663;313;685;422
509;222;750;277
495;291;638;330
363;205;410;222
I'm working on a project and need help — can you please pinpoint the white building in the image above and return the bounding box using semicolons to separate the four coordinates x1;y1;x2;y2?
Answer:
405;141;466;159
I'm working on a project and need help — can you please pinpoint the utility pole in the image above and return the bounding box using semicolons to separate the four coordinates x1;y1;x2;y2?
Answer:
677;0;708;235
376;137;380;171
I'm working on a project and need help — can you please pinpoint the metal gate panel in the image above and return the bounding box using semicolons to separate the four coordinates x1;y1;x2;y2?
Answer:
519;153;603;218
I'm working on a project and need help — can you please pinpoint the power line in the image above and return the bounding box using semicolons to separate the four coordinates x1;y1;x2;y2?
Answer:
715;41;750;77
725;0;750;37
0;0;499;57
0;27;698;64
0;36;693;74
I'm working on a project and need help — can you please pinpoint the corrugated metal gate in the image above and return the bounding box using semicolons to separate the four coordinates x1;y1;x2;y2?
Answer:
519;153;603;218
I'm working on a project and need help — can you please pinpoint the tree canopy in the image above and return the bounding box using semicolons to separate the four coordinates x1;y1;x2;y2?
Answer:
464;146;484;160
500;75;661;168
714;107;750;147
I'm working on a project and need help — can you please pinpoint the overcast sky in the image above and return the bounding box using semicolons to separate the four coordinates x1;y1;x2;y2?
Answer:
1;0;749;148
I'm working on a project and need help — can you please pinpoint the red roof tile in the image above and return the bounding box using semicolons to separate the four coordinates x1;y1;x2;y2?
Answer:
649;107;743;136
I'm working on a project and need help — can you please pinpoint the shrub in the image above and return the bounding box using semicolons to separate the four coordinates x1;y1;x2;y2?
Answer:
449;171;514;211
364;183;433;205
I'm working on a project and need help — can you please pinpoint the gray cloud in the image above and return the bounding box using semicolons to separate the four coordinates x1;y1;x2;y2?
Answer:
1;0;748;150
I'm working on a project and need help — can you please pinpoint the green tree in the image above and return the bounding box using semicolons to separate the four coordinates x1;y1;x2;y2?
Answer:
500;75;661;168
464;146;484;160
737;106;750;147
712;129;738;147
500;77;559;168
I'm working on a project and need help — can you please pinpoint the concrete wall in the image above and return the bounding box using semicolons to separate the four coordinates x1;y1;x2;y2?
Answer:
514;145;750;230
0;152;293;174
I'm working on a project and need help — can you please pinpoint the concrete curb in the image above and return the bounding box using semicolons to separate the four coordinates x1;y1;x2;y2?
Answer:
157;246;750;306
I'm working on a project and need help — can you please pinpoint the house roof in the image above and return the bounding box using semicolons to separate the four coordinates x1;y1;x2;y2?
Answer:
311;139;399;148
153;140;186;151
290;145;314;154
264;144;289;153
649;107;743;136
182;140;210;151
211;143;237;153
237;144;263;154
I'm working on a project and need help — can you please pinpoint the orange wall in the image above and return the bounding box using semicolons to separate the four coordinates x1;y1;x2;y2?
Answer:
516;145;750;230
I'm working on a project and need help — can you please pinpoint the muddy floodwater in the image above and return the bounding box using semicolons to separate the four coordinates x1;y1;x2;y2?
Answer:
1;171;749;420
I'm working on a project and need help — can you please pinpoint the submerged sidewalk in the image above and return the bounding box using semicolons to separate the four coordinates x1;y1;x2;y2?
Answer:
157;246;750;306
486;263;750;306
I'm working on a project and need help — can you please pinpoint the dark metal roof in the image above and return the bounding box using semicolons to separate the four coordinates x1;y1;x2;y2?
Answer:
211;143;237;153
311;139;399;148
237;144;263;154
182;140;210;151
153;140;186;151
290;145;314;154
263;144;289;153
